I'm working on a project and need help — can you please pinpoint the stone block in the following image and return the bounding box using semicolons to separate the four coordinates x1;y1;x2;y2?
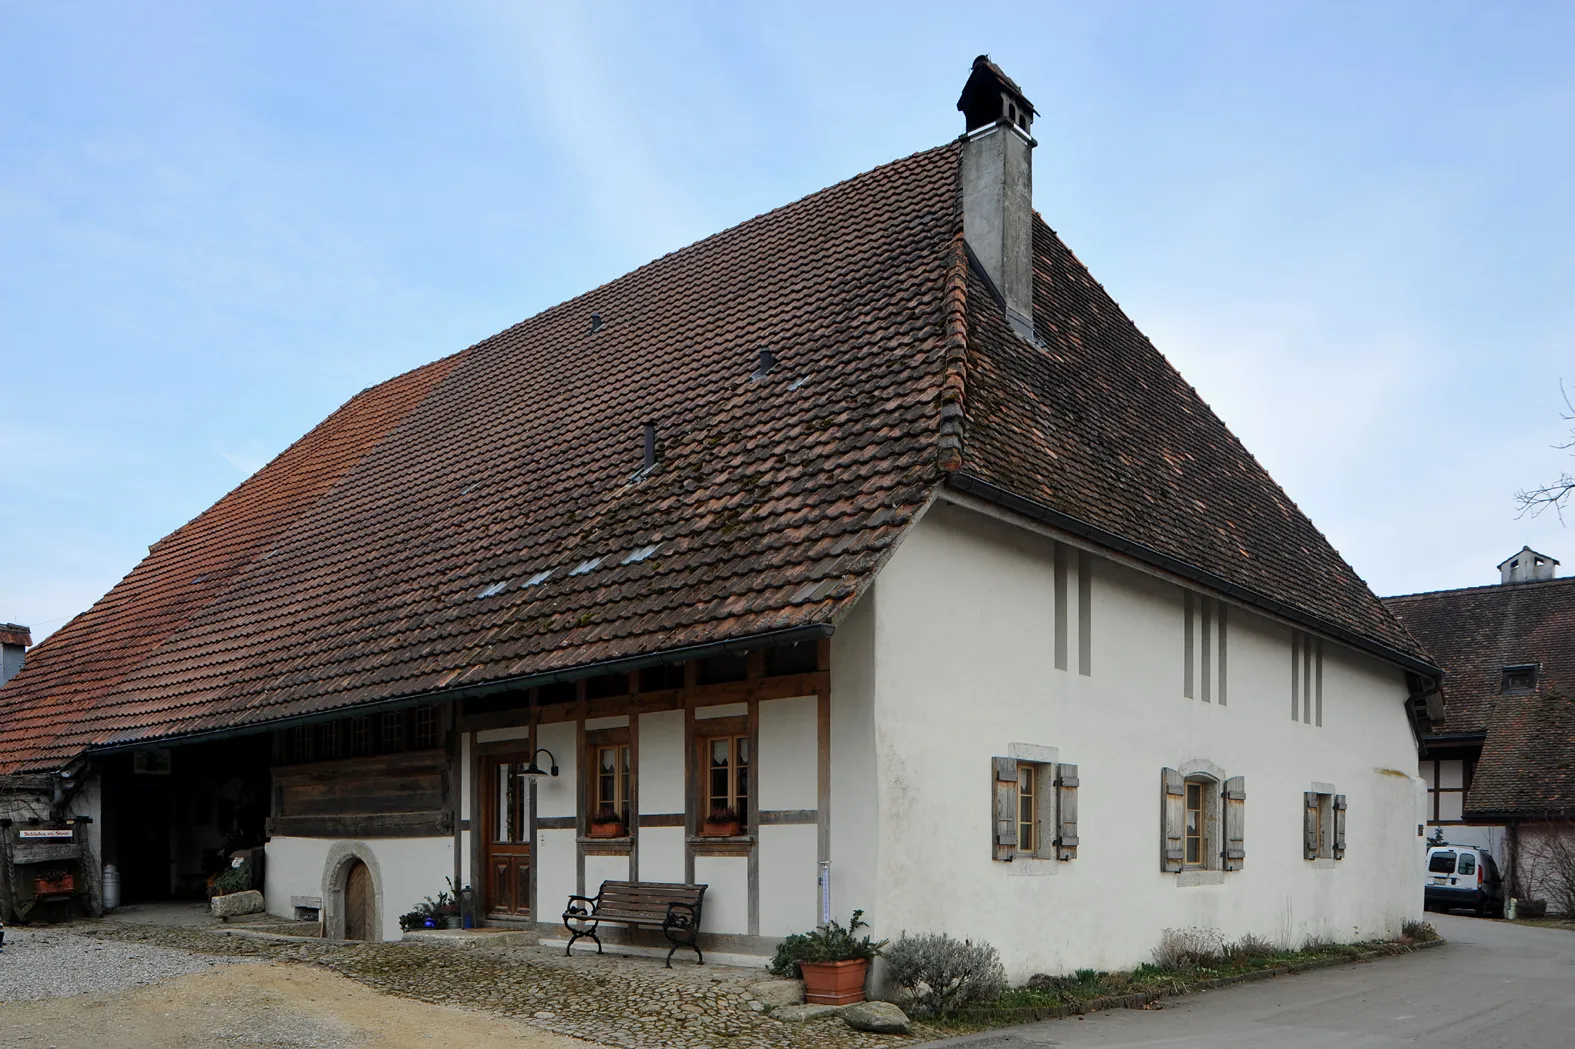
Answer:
210;890;265;918
748;978;805;1007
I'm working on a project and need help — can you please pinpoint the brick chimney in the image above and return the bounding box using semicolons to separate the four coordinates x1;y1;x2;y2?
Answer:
958;55;1037;340
0;623;31;687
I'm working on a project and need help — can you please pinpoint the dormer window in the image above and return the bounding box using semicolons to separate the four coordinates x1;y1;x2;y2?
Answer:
1501;664;1539;693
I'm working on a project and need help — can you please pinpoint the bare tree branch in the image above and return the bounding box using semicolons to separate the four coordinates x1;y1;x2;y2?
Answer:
1515;381;1575;523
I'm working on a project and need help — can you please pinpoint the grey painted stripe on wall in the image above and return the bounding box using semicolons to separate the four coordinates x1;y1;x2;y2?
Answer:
1054;543;1069;672
1315;639;1324;727
1077;551;1092;676
1201;597;1212;703
1218;604;1228;706
1290;631;1300;721
1183;591;1194;699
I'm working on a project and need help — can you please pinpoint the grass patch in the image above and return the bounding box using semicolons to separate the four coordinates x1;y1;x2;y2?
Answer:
934;930;1441;1029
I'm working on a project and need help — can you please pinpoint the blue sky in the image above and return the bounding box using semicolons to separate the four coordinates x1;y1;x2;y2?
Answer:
3;2;1573;640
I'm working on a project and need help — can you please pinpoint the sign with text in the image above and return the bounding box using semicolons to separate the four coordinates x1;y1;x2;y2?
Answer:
18;828;74;840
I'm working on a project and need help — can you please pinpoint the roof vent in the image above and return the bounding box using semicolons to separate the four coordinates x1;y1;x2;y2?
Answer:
589;313;603;334
1501;663;1539;693
1497;546;1558;584
752;349;776;379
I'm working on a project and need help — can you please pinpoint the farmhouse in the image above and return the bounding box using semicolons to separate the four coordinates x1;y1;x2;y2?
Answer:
1386;547;1575;911
0;58;1441;975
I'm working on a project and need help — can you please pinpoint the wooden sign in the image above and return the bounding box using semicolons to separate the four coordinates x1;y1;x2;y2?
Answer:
18;828;73;840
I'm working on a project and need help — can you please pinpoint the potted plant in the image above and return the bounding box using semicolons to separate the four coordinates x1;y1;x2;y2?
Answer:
588;806;626;838
701;805;742;837
767;910;887;1005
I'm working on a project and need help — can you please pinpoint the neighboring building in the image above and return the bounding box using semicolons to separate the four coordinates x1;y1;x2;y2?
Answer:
0;58;1441;975
1386;547;1575;907
0;624;29;688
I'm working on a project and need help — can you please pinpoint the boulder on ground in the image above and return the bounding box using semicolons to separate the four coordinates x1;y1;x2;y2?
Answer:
772;1003;842;1022
210;889;265;918
841;1000;911;1034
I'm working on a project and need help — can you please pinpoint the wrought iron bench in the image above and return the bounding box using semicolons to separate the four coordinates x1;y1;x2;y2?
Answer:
562;880;708;966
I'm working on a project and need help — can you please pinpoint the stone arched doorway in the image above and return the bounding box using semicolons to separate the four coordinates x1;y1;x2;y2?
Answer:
322;841;384;941
344;860;374;940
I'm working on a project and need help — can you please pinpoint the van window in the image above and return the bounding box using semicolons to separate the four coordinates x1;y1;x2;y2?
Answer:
1457;853;1476;876
1428;851;1457;873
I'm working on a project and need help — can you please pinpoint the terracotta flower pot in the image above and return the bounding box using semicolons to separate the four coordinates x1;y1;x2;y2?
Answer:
800;958;868;1005
588;821;625;838
701;819;742;837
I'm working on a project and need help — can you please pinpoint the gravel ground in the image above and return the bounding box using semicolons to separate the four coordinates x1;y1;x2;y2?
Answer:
0;926;249;1002
63;922;937;1048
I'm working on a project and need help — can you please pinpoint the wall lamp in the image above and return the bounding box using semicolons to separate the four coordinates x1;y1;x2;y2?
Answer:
521;748;559;778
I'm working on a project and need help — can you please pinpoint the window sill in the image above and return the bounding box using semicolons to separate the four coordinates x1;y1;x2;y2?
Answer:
577;836;633;849
1176;870;1226;887
687;834;755;845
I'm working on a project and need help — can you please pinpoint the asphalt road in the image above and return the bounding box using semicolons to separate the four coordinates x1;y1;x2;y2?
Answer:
928;915;1575;1049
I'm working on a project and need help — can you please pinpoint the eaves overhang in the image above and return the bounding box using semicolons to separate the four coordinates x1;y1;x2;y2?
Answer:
77;622;837;762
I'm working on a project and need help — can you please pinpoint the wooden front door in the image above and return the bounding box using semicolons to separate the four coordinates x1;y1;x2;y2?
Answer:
344;860;374;940
483;756;533;917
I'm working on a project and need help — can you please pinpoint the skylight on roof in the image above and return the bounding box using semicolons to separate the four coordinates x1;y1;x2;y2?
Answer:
524;569;553;587
477;580;509;598
622;544;661;565
569;557;603;576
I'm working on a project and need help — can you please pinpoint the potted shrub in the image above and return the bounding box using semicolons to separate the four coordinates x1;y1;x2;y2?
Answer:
588;806;626;838
701;805;742;837
767;910;887;1006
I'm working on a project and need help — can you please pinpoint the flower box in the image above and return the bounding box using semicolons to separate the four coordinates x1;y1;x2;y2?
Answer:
588;820;627;839
700;818;742;837
35;872;75;896
800;958;868;1005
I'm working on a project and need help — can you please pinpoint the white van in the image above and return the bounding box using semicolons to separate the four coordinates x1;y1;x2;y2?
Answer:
1424;844;1504;917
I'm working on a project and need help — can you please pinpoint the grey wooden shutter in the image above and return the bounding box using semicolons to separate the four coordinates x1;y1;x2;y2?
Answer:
1333;794;1347;859
1222;776;1246;871
993;757;1017;861
1054;763;1079;861
1161;767;1184;872
1304;791;1319;859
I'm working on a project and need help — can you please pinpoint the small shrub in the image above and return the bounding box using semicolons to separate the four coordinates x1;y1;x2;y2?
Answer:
208;861;252;898
1026;968;1106;997
1400;919;1439;943
882;932;1006;1017
1223;932;1276;961
766;910;886;978
1151;926;1224;970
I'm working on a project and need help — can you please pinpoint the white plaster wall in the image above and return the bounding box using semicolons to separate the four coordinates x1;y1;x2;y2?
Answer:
536;828;578;914
830;592;880;928
264;835;452;941
694;855;748;934
758;823;819;935
863;501;1425;978
758;696;818;812
639;826;685;883
585;852;630;890
639;710;685;814
535;722;577;818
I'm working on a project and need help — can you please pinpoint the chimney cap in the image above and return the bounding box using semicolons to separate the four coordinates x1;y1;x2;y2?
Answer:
0;623;30;648
958;54;1036;134
1497;546;1558;584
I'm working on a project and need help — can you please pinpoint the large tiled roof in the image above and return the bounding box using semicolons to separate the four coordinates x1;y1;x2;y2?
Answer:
0;136;1431;773
1466;681;1575;819
956;221;1432;666
1384;576;1575;736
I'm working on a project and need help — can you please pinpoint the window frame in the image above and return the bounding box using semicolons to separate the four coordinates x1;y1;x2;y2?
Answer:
585;726;634;837
592;742;632;827
1181;774;1219;870
701;732;751;833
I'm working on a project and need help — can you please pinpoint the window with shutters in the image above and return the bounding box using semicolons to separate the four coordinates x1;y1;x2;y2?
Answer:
1163;767;1244;873
992;754;1079;862
1304;788;1347;861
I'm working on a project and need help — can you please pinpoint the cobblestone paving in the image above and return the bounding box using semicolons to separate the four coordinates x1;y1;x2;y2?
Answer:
68;922;937;1049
